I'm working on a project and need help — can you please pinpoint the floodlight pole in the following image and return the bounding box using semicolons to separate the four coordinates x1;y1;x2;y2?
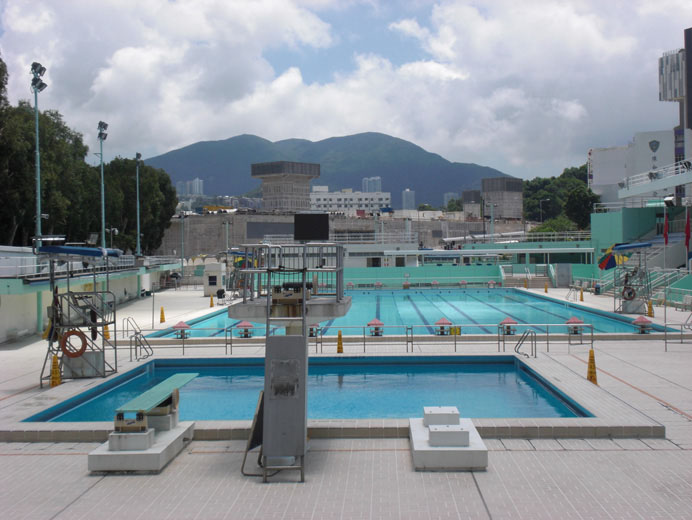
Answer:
31;63;47;246
136;153;142;256
98;125;107;249
224;220;230;251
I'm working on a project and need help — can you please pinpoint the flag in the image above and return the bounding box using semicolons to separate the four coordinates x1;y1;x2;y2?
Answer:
685;208;690;250
664;212;669;245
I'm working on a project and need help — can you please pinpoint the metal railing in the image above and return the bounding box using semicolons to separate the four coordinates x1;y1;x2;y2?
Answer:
262;232;418;245
618;159;692;192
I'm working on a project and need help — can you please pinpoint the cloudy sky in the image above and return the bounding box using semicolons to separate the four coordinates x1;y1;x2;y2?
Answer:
1;0;690;180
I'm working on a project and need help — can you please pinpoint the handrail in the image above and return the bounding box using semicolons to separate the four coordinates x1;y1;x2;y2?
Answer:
514;329;536;358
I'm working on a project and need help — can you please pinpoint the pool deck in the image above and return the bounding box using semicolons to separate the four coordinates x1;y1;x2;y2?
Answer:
1;287;691;518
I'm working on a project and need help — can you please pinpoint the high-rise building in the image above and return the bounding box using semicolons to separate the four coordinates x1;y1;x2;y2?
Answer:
402;188;416;210
176;181;186;196
361;176;382;192
187;177;204;196
659;27;691;162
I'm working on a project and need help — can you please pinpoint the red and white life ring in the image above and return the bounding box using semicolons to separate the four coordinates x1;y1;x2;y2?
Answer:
60;329;87;358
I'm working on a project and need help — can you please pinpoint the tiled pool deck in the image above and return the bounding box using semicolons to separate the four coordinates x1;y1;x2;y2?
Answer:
1;288;691;518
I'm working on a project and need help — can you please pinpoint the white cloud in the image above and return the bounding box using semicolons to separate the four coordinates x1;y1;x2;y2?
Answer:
0;0;688;180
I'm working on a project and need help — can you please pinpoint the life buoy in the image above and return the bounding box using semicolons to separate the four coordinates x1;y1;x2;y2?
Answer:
60;329;87;358
622;286;636;301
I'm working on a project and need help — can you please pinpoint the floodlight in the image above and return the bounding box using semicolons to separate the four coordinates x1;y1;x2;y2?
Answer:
136;152;142;160
98;121;108;131
664;195;675;207
98;131;108;141
31;62;46;76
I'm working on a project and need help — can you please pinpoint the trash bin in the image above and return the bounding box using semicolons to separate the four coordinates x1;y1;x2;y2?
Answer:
594;284;601;295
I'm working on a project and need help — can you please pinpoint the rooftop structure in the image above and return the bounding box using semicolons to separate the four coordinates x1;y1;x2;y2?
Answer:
251;161;320;212
481;177;523;219
310;187;391;213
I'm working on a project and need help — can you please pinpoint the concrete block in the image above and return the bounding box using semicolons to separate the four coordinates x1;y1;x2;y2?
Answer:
108;429;155;451
410;418;487;471
89;422;194;473
148;411;178;432
423;406;459;426
428;424;469;447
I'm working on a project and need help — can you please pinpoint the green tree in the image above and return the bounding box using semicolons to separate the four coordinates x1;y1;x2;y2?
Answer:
0;60;177;249
102;157;178;253
446;198;463;212
565;186;599;229
418;203;435;211
530;214;577;233
0;51;8;108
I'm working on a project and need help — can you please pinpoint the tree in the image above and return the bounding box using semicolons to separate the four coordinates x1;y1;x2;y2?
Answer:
565;186;599;229
523;163;591;222
0;51;8;109
446;198;463;212
101;157;178;253
418;203;435;211
530;214;577;233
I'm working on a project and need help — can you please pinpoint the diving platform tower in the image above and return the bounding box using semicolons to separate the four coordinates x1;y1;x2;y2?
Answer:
229;241;351;482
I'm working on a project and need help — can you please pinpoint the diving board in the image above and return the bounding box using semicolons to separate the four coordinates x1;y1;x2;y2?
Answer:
117;373;198;414
89;372;198;473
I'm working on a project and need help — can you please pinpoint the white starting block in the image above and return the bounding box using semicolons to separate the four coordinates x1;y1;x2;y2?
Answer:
88;373;198;473
409;406;487;471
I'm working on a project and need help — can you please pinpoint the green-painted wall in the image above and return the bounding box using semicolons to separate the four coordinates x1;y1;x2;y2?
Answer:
345;265;501;287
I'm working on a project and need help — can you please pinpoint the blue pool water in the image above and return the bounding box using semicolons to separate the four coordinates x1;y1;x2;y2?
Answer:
150;288;663;337
26;357;590;422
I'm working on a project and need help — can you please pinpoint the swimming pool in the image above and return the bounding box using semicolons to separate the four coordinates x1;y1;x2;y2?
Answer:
26;356;590;422
151;288;663;337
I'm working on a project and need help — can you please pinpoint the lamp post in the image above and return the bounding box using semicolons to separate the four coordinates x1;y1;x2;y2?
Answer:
135;153;142;256
97;121;108;248
180;211;185;274
31;62;47;246
224;220;230;251
486;203;498;243
539;198;550;223
106;227;118;248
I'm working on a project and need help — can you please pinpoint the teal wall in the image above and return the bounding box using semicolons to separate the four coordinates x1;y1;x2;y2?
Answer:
591;207;658;264
345;265;501;287
670;274;692;290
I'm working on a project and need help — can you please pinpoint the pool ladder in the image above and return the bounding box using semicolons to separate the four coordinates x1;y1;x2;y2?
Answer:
514;329;536;358
125;317;153;361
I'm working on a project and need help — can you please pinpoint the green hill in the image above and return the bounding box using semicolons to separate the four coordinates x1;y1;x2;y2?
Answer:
145;132;511;208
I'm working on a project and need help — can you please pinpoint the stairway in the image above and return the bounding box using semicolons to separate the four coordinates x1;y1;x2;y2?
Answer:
502;275;552;289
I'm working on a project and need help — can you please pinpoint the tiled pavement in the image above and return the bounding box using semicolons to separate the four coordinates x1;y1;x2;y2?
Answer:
1;288;691;518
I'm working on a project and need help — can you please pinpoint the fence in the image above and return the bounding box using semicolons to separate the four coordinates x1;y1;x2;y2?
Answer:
120;321;604;360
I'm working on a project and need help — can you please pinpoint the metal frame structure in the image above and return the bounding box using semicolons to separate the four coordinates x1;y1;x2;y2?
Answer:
232;243;347;483
612;244;652;315
36;243;120;387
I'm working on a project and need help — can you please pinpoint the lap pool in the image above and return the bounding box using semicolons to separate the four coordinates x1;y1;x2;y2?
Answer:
25;356;591;422
150;288;665;337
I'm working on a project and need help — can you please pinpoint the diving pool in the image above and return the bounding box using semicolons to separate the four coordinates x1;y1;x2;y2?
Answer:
26;356;591;422
150;288;664;337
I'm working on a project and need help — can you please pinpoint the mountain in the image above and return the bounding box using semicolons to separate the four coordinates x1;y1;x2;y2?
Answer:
145;132;511;208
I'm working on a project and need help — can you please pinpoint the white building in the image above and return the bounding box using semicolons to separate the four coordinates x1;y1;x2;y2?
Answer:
402;188;416;210
188;177;204;196
588;130;692;203
310;186;391;213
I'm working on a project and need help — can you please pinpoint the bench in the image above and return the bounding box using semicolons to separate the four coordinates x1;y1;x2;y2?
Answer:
115;373;198;432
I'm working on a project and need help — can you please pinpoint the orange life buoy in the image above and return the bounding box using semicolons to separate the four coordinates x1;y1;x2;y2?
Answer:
622;286;636;301
60;329;87;358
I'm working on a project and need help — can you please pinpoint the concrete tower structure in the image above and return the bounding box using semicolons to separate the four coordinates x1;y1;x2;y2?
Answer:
251;161;320;212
